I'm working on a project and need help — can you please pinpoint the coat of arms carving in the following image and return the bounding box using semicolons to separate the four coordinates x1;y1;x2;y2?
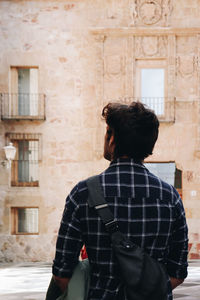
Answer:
139;1;162;25
135;36;167;57
130;0;172;26
104;55;124;78
176;56;197;78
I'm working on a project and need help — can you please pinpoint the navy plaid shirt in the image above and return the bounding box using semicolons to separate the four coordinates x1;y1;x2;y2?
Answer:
53;158;188;300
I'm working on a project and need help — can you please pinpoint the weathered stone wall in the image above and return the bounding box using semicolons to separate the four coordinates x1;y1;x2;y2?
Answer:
0;0;200;261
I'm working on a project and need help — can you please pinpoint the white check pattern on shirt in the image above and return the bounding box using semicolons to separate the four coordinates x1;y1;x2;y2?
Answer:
53;158;188;300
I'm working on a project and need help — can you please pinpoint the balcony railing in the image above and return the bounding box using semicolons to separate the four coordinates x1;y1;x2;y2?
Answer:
0;93;46;120
117;97;175;122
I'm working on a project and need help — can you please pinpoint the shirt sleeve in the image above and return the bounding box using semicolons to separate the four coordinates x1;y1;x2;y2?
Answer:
52;184;83;278
166;189;188;279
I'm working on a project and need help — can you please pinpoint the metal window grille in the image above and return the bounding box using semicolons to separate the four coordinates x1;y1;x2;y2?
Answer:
115;97;175;122
6;133;42;160
0;67;46;120
0;93;46;120
6;133;42;186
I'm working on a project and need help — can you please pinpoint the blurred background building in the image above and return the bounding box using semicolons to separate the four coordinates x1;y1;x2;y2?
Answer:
0;0;200;262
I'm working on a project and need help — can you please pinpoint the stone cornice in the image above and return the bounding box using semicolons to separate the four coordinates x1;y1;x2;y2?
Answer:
90;28;200;37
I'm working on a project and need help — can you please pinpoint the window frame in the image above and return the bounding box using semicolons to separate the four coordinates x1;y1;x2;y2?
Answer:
11;207;39;235
9;66;39;118
135;59;168;117
6;133;42;187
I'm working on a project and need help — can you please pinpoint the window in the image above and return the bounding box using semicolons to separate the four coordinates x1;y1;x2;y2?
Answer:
10;67;39;116
141;68;165;115
11;207;39;235
144;162;182;198
135;60;167;116
6;133;41;187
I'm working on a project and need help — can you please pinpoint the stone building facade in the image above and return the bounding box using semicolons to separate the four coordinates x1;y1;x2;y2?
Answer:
0;0;200;262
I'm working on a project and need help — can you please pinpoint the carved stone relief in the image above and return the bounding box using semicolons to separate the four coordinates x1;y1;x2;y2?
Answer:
104;55;124;79
129;0;172;27
175;55;198;98
129;0;138;26
162;0;173;26
103;37;127;100
176;56;198;78
139;1;162;25
176;36;197;55
135;36;167;57
175;36;198;98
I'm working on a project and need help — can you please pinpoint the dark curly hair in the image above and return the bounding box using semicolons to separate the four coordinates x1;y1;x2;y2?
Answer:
102;102;159;162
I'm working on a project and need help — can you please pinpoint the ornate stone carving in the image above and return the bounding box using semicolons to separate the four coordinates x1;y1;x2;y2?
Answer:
135;36;167;57
104;55;124;78
159;36;168;56
176;36;197;55
139;1;162;25
130;0;172;26
129;0;138;26
176;56;198;78
142;36;159;55
162;0;173;26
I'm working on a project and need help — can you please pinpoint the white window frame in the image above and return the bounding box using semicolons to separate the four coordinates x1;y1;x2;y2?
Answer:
9;66;39;117
135;60;167;116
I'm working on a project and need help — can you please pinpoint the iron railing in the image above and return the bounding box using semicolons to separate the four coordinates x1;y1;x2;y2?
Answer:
117;97;175;122
0;93;46;120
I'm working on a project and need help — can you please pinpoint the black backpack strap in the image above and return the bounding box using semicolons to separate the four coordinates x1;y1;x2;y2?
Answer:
86;176;119;234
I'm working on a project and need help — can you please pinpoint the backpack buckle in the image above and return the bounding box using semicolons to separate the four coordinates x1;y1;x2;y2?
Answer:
105;219;119;233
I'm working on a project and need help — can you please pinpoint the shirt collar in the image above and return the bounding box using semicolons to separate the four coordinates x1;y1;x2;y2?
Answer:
109;157;146;169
